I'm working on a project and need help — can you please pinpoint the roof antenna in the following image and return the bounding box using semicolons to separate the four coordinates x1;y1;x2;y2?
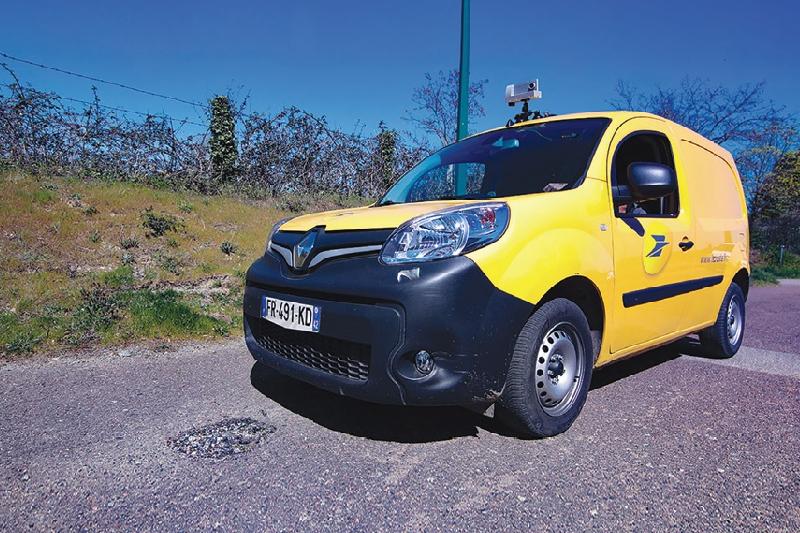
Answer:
505;79;552;126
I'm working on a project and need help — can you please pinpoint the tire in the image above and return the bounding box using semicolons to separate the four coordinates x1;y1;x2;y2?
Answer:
699;283;746;359
497;298;594;438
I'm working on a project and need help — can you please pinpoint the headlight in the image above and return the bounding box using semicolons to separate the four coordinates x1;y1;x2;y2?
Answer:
380;203;509;264
265;217;293;254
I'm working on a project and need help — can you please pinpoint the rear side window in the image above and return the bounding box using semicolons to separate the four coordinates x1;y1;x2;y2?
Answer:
612;132;679;217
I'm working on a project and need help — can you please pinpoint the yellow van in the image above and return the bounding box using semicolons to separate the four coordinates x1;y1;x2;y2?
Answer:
244;111;749;437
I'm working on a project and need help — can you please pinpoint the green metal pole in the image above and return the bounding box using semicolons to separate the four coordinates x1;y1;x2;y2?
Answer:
456;0;470;142
454;0;470;195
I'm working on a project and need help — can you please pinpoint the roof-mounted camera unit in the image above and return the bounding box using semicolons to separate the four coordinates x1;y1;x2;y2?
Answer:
505;79;552;126
505;80;542;106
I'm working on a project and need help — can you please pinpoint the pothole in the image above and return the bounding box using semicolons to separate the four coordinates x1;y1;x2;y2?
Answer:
167;417;276;459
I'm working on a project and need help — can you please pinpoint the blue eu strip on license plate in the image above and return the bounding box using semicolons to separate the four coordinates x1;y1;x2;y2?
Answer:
261;295;320;333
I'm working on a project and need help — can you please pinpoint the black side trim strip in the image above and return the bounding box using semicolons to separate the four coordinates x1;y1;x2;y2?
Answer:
623;275;723;308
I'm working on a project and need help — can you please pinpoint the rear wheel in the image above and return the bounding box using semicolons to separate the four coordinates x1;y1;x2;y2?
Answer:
498;298;594;438
699;283;746;358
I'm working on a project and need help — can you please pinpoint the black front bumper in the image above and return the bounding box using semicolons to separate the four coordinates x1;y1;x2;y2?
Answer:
243;251;533;407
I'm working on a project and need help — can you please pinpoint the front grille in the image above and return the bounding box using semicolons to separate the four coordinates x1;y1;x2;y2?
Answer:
251;318;370;381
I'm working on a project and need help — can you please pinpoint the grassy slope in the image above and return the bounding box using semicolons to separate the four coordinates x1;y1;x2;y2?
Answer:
0;171;289;357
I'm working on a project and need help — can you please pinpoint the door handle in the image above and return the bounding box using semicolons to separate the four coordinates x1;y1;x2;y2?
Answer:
679;238;694;251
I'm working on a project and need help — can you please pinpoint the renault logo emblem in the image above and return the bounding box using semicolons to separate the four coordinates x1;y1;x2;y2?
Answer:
293;230;318;269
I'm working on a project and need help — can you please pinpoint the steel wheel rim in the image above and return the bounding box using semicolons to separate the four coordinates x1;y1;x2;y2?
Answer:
727;298;743;346
534;322;585;416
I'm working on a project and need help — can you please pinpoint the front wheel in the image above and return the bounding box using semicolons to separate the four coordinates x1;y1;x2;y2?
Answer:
497;298;594;438
699;283;746;358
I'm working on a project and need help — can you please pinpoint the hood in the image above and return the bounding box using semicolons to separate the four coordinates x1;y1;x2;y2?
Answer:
279;200;475;232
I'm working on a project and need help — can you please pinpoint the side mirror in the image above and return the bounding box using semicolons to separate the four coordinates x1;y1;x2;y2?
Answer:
627;162;677;201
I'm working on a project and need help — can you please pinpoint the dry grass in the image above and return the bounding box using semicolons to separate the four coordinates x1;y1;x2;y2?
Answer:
0;171;295;356
1;172;283;282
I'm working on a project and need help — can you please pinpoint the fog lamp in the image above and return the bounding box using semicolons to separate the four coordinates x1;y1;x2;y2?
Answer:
414;350;435;375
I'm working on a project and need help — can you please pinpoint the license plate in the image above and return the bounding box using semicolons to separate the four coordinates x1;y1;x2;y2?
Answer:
261;296;320;333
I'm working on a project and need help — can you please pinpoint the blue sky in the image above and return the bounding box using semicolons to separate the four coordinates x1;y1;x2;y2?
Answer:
2;0;798;139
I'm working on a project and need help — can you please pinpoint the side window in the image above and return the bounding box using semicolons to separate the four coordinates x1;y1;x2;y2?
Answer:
612;132;679;217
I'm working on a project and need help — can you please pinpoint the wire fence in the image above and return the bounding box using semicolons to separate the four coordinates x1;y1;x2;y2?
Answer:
0;58;429;200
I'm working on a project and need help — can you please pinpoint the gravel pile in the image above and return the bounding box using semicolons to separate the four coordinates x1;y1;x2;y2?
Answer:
167;417;276;459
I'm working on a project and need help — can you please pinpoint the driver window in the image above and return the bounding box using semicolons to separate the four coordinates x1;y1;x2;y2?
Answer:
613;133;679;217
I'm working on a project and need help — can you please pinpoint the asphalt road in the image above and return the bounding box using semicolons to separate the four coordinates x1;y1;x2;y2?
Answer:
2;284;799;532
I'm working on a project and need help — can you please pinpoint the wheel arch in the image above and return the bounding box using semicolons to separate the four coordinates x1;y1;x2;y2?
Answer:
537;275;605;361
732;268;749;300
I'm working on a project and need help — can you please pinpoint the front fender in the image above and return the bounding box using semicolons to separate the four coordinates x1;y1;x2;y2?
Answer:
466;179;614;331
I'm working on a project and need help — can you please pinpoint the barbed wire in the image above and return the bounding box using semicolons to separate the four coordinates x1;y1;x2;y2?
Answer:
0;61;208;130
0;50;320;127
0;50;209;110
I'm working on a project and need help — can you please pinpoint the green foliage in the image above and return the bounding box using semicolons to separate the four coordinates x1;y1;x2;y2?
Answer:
89;230;101;243
33;188;57;204
1;313;44;354
752;249;800;285
751;265;779;285
100;265;135;289
120;237;139;249
157;253;182;274
769;263;800;278
141;207;181;237
209;95;238;184
220;241;238;256
759;152;800;213
83;205;98;216
751;151;800;253
763;249;800;278
177;200;194;213
376;121;397;189
4;330;43;354
123;290;227;338
67;285;120;344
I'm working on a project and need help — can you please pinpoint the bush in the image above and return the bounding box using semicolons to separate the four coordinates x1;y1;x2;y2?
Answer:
67;285;120;344
0;77;428;200
220;241;238;256
752;249;800;280
141;208;181;237
157;253;183;274
3;329;43;354
120;237;139;249
751;265;779;285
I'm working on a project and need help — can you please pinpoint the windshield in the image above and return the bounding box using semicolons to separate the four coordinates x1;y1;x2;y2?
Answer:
378;118;610;205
